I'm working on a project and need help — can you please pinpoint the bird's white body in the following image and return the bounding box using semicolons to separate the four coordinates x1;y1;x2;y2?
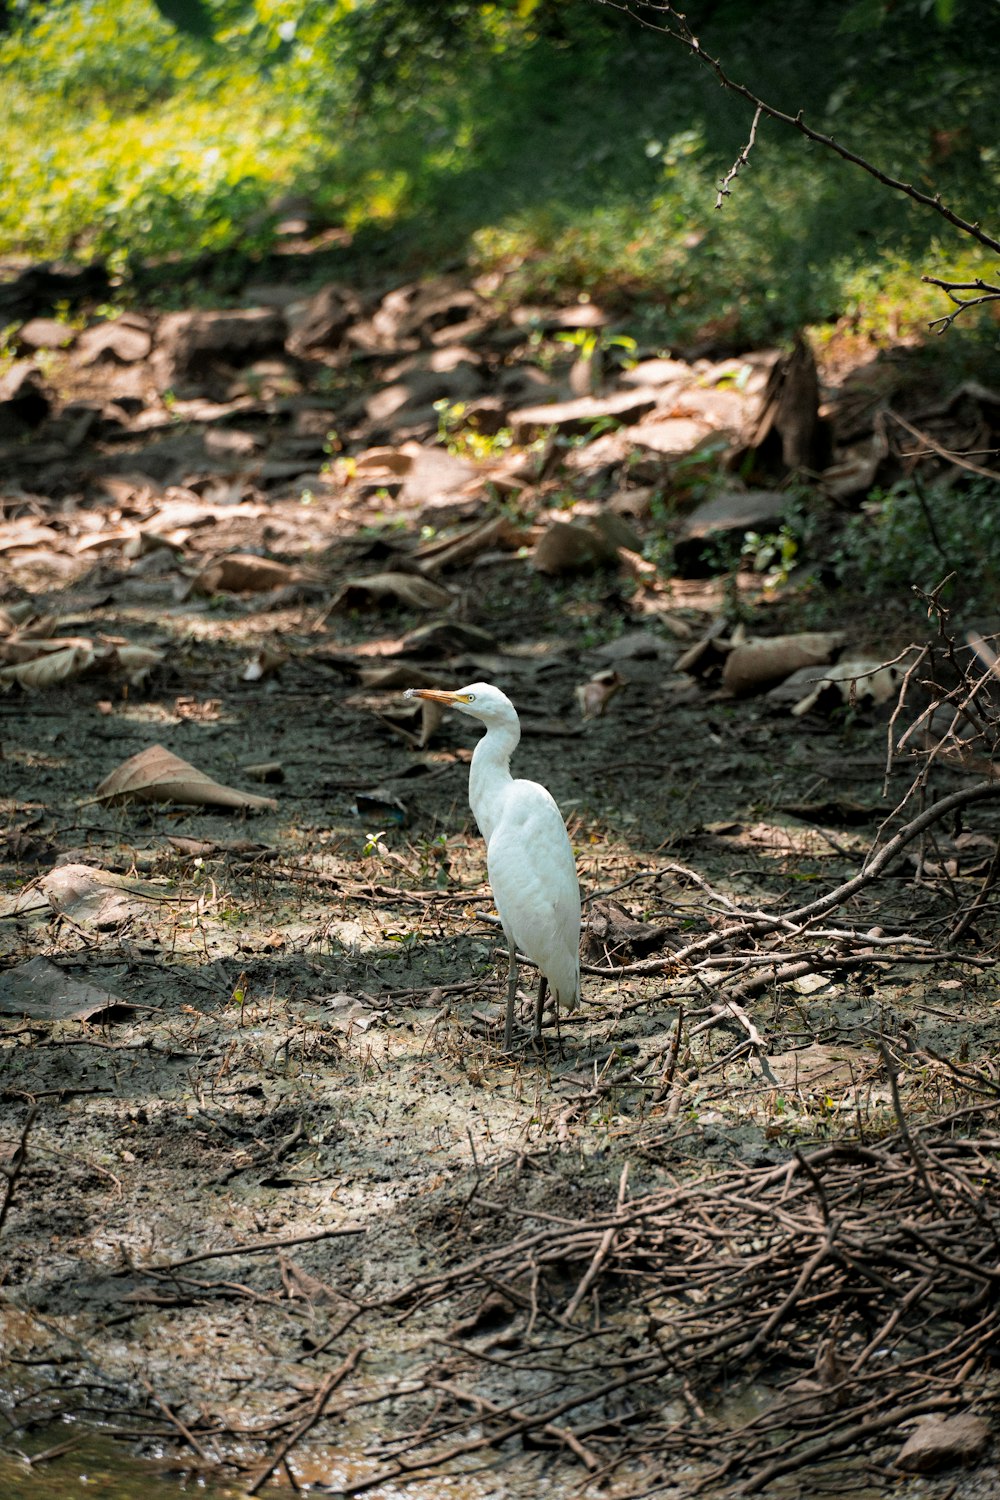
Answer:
407;682;581;1046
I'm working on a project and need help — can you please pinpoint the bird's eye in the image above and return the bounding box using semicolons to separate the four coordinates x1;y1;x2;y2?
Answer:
465;693;476;702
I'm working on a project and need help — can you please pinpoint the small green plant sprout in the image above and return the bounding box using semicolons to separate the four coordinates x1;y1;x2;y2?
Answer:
363;829;388;858
230;977;247;1009
434;398;513;461
708;362;753;392
742;524;799;588
555;326;638;370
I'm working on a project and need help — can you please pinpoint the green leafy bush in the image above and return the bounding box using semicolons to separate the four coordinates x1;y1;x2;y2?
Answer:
834;478;1000;610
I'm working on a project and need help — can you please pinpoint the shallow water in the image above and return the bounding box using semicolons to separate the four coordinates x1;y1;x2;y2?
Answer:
0;1432;245;1500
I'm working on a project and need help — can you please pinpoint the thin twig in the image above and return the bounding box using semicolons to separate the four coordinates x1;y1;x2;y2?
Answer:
716;104;762;207
119;1223;365;1275
139;1377;212;1463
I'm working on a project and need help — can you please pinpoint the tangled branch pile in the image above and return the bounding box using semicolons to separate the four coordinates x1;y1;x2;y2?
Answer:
323;1101;997;1495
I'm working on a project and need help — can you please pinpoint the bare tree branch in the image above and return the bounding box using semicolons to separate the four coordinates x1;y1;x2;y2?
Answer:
922;275;1000;332
886;408;1000;482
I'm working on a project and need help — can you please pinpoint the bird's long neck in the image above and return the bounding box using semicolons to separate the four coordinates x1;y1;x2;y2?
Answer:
468;719;520;844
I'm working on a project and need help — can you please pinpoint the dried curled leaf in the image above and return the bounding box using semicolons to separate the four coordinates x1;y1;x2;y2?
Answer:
330;572;454;613
0;644;95;691
0;634;93;664
242;647;286;682
93;745;278;812
576;669;624;719
0;637;164;691
415;516;526;574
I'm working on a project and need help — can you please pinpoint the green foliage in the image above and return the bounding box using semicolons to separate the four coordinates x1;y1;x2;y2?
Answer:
0;0;328;262
433;399;514;461
834;478;1000;610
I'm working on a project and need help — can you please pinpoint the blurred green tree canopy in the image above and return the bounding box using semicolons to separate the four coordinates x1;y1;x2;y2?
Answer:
0;0;996;341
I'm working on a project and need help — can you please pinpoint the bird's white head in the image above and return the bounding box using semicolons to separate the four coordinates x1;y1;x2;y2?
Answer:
405;681;519;731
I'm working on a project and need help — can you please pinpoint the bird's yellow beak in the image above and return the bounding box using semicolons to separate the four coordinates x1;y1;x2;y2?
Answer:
406;688;473;705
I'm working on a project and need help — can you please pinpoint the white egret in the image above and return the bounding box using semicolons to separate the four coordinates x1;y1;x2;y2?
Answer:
406;682;581;1050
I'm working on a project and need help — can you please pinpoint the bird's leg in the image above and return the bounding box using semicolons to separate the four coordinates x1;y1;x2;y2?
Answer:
534;975;549;1039
503;936;519;1051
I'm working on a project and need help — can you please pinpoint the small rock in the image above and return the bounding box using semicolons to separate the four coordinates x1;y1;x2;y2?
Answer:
895;1414;990;1474
75;316;152;365
15;317;76;353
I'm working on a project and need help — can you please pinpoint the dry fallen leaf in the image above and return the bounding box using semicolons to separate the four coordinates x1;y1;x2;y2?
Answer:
93;744;278;812
722;632;846;696
0;601;41;631
0;633;94;664
0;608;58;639
0;522;61;553
38;863;163;930
351;445;414;478
576;669;624;719
189;553;315;596
415;515;526;573
0;954;134;1022
242;647;286;682
329;571;454;613
0;637;164;691
0;643;95;691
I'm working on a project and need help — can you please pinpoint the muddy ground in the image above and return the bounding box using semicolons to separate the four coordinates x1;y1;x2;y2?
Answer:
1;262;999;1497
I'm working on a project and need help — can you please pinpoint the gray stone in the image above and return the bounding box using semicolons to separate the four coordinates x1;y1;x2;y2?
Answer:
895;1414;990;1473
